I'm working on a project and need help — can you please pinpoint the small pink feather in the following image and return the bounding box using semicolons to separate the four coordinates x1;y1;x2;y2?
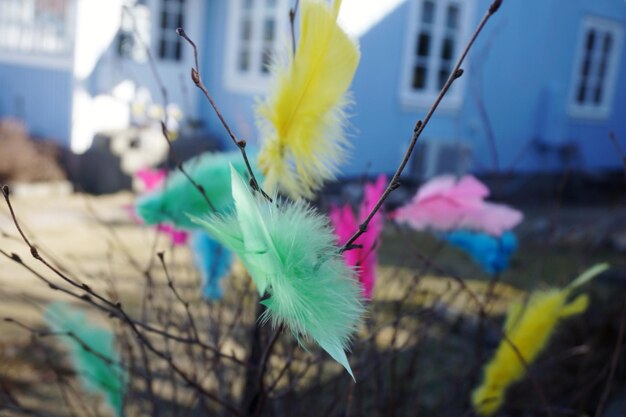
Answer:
136;168;167;192
130;168;189;246
331;175;386;299
392;175;522;236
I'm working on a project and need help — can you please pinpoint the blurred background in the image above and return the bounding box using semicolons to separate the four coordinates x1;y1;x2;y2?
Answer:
1;0;626;416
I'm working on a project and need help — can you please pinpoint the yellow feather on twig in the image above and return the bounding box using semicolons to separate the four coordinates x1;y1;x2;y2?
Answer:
472;263;609;416
256;0;360;199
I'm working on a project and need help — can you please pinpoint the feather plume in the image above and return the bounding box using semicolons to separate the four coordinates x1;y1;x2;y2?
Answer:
256;0;360;199
330;175;386;299
45;302;126;417
191;231;233;300
472;263;609;416
392;175;523;236
192;166;364;378
443;230;517;275
136;151;261;229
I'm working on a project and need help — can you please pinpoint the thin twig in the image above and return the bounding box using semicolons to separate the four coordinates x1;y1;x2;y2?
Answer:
289;0;300;56
176;28;273;202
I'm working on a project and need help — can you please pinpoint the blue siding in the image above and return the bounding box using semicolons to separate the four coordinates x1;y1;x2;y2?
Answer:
199;0;626;176
198;0;261;149
0;62;72;144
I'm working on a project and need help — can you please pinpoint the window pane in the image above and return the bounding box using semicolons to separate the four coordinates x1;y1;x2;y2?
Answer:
603;33;613;52
160;10;168;29
266;0;277;8
577;82;586;104
238;48;250;72
417;32;430;57
159;39;167;58
446;4;459;29
176;11;184;28
261;46;272;73
243;0;253;10
175;40;182;59
441;37;454;60
412;65;427;89
421;0;435;24
582;58;591;76
264;18;275;41
241;18;252;40
594;85;603;104
586;29;595;50
598;57;608;78
438;68;449;89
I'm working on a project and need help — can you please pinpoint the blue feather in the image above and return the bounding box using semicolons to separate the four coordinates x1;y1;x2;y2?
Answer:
191;231;233;300
443;230;518;274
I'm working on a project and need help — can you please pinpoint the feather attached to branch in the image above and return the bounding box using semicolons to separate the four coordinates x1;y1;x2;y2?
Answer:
192;166;364;379
191;231;233;300
257;0;360;199
443;230;517;275
392;175;523;236
472;263;609;416
136;151;262;228
45;302;126;417
330;175;386;299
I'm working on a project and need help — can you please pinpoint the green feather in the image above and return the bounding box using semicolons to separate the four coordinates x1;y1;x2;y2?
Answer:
45;302;126;417
136;151;262;228
193;166;364;379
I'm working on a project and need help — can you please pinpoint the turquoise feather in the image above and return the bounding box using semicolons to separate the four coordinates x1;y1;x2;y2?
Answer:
191;231;233;300
192;166;364;379
136;151;262;228
45;302;126;417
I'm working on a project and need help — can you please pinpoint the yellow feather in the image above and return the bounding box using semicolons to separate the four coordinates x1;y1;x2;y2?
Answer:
257;0;360;199
472;264;608;416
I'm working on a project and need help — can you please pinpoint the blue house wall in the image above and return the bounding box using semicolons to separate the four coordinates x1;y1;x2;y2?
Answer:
198;0;626;177
0;62;72;144
198;0;261;150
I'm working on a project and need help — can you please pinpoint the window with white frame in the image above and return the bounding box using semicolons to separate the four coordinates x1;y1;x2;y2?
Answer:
118;0;150;63
158;0;185;61
400;0;473;109
569;16;624;119
0;0;74;64
225;0;289;94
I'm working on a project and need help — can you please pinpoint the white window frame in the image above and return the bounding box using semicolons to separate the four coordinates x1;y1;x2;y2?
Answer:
568;15;624;120
224;0;290;95
399;0;475;111
0;0;76;70
157;0;185;62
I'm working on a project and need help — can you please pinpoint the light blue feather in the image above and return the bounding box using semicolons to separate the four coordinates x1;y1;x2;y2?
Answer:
45;302;126;417
443;230;518;274
191;231;233;300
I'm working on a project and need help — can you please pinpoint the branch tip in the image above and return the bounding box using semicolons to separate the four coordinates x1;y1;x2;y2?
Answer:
489;0;503;14
1;184;8;197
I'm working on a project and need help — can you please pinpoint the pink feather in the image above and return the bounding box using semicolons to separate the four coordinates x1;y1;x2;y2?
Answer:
392;175;522;236
330;175;386;299
136;168;167;192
